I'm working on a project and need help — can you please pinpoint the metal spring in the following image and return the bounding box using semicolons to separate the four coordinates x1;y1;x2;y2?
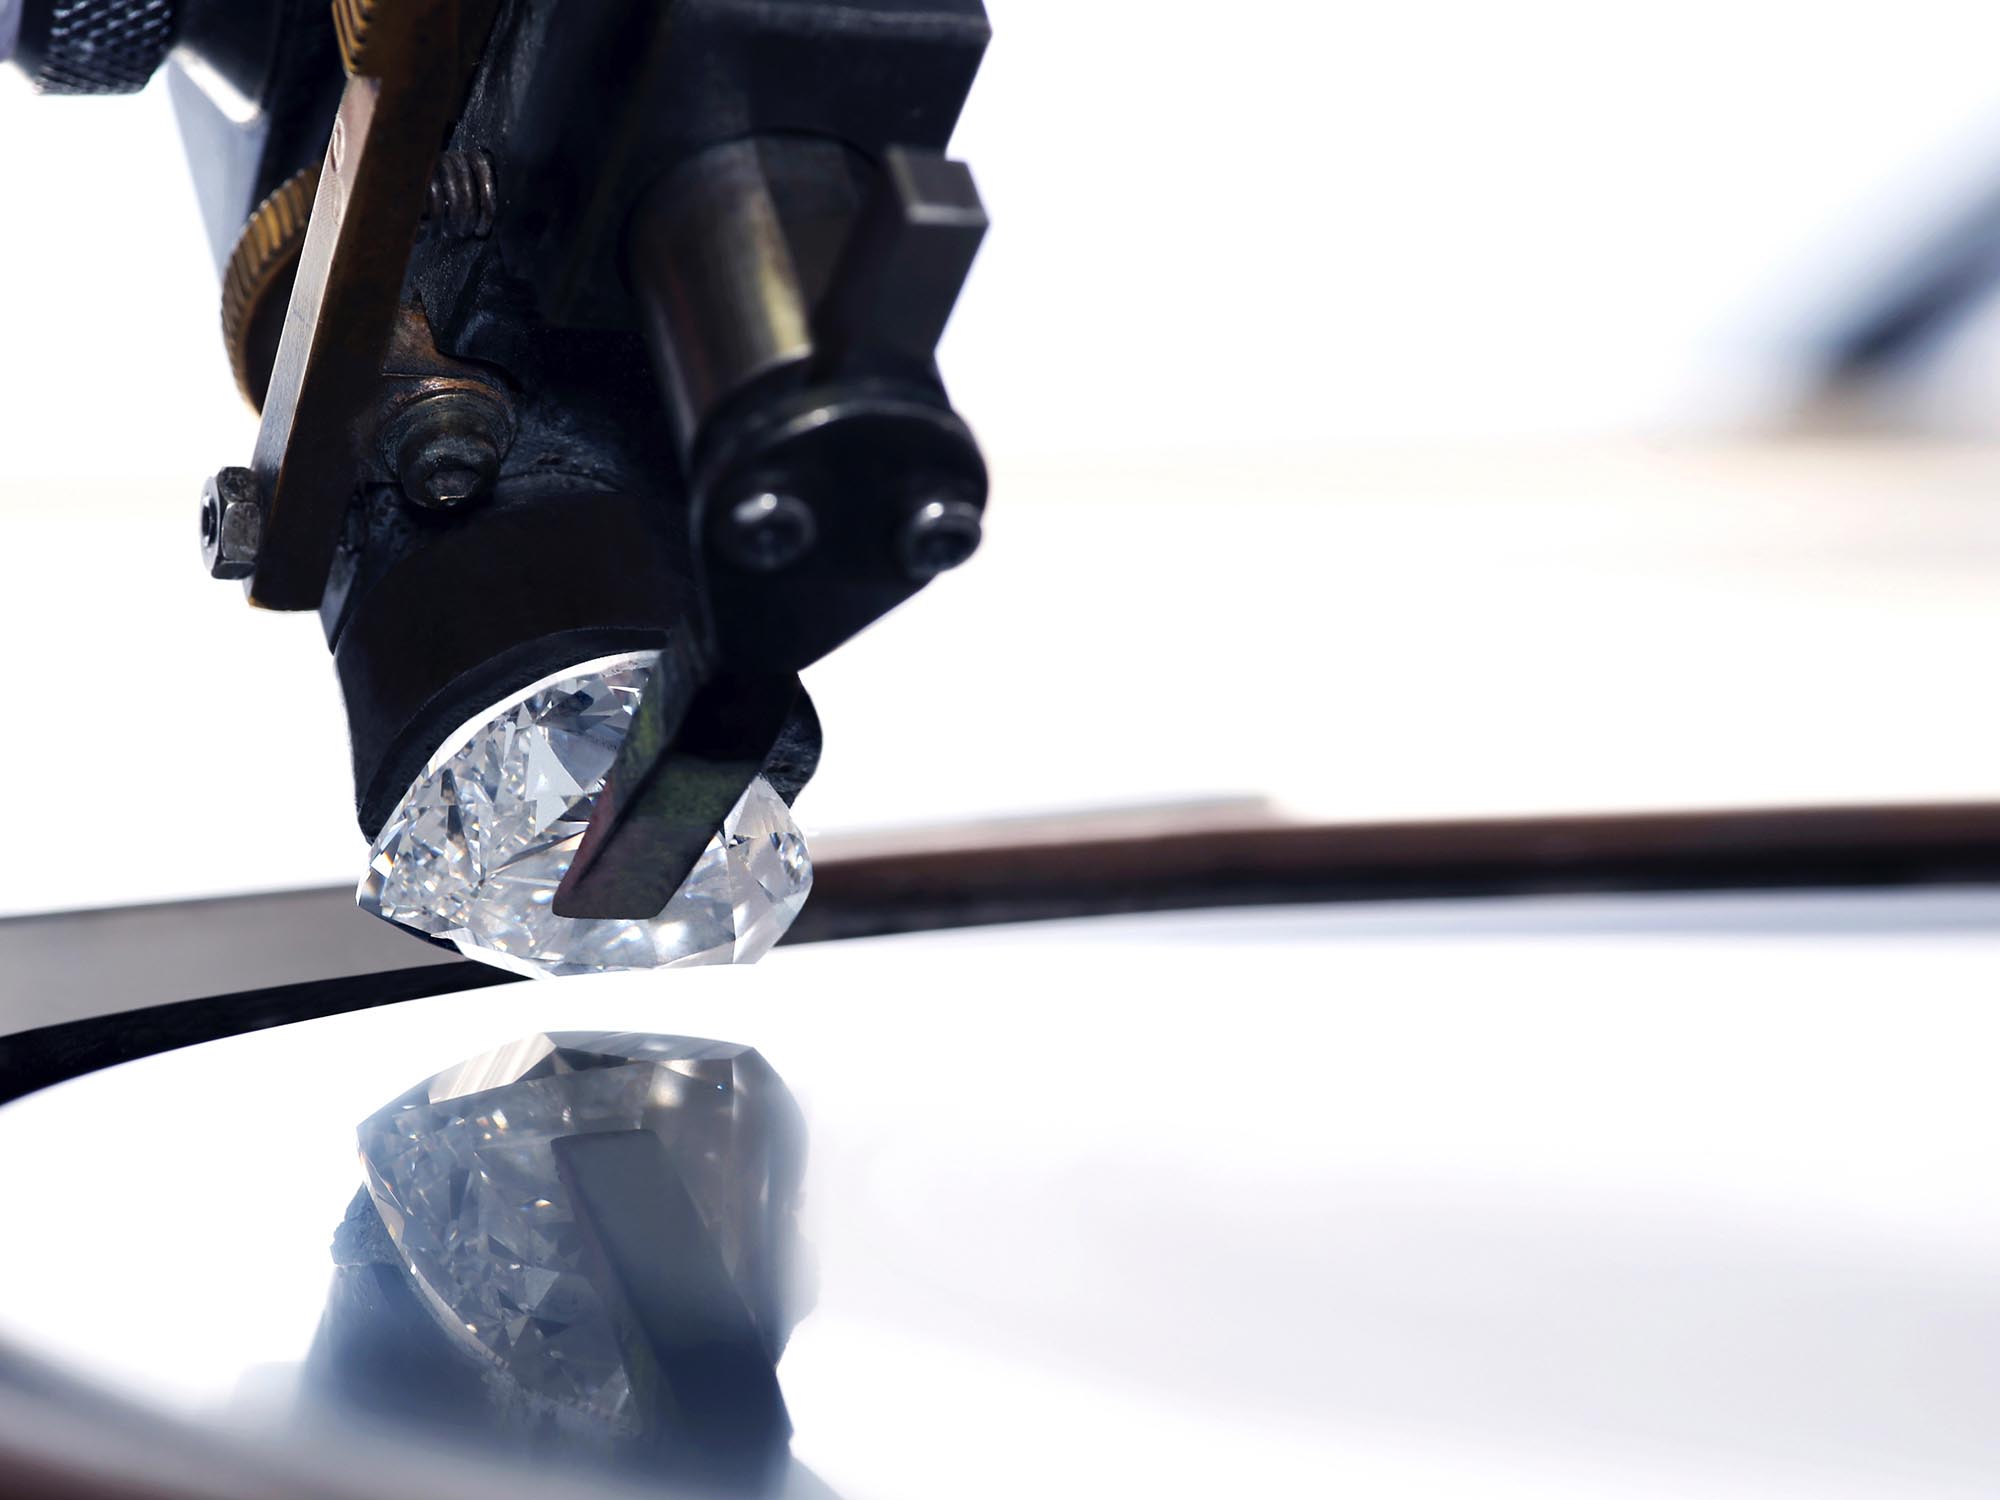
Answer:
425;150;498;239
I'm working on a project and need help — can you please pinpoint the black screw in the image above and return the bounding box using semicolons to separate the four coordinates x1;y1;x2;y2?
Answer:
389;392;508;512
719;492;817;572
900;497;983;580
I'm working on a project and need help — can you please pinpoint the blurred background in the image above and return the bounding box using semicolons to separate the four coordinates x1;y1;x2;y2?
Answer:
5;4;2000;1498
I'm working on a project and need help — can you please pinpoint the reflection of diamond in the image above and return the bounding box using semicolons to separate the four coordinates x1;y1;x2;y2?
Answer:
357;1031;808;1429
357;651;812;978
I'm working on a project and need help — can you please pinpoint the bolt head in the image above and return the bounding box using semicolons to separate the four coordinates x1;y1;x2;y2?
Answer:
900;497;983;580
389;393;508;513
719;492;817;573
399;430;501;511
200;467;263;581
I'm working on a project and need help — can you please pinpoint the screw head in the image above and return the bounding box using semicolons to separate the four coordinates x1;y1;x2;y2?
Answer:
719;492;817;573
389;392;508;512
199;467;263;581
412;452;496;508
900;497;983;580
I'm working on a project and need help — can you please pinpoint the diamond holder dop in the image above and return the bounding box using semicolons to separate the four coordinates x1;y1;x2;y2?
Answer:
358;650;814;978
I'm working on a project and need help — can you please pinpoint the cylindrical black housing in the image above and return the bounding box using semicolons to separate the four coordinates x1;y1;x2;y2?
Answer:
330;478;692;838
627;135;873;461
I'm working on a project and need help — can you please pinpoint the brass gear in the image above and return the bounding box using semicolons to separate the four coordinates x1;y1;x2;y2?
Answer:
332;0;381;76
220;166;319;413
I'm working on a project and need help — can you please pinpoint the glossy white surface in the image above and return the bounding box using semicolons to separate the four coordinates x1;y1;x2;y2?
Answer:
4;895;2000;1499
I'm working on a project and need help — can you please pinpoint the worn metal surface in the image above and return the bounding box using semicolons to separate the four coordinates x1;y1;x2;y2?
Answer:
247;0;502;611
628;140;825;452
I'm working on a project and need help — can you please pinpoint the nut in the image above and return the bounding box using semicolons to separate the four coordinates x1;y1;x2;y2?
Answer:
200;468;264;581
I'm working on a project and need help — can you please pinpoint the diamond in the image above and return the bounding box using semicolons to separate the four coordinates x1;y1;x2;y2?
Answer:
357;650;812;978
357;1031;808;1428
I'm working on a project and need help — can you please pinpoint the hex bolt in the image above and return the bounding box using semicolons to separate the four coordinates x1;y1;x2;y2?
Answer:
719;492;817;572
199;467;264;580
899;497;983;580
387;391;509;513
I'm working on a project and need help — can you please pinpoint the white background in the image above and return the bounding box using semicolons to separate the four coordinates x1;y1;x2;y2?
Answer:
6;5;2000;1499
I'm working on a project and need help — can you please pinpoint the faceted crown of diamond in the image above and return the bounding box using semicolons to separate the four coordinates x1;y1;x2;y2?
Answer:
358;1031;809;1429
357;650;812;978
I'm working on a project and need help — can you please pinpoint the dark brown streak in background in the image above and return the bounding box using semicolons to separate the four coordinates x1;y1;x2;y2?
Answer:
3;802;1998;1107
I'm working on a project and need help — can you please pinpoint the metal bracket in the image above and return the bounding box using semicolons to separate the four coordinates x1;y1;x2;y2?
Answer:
247;0;503;610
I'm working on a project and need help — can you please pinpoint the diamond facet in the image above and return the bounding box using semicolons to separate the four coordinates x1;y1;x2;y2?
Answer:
357;1032;808;1428
357;651;812;977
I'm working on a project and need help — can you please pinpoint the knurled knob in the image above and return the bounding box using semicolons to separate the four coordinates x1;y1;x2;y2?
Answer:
220;166;319;412
10;0;177;94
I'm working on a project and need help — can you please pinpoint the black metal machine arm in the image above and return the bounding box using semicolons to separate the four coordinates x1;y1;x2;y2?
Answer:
7;0;990;921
